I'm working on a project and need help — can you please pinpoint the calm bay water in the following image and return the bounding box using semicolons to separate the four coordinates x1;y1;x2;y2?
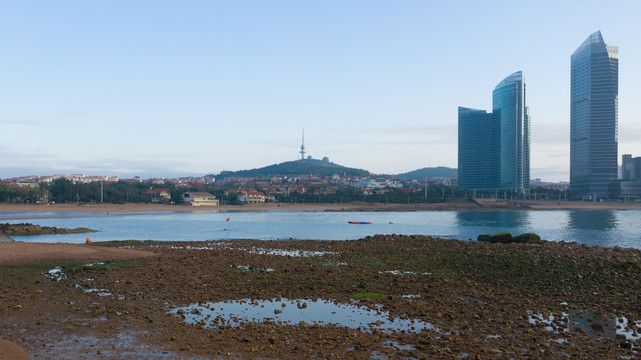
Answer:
3;209;641;249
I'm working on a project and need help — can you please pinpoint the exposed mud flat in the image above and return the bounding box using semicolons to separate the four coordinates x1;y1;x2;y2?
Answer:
0;242;156;266
1;235;640;359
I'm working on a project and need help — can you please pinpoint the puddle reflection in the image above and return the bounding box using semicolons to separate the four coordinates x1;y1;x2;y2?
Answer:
170;298;435;333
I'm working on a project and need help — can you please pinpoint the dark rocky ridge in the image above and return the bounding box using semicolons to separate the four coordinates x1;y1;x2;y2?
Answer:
0;223;97;236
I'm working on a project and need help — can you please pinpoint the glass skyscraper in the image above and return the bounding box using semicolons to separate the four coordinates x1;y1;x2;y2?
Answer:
570;31;618;199
458;72;530;192
493;71;530;191
458;107;499;191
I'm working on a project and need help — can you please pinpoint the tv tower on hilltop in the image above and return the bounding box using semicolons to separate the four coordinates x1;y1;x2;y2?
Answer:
299;128;306;160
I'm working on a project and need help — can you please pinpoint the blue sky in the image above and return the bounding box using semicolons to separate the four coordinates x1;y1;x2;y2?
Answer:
1;1;640;181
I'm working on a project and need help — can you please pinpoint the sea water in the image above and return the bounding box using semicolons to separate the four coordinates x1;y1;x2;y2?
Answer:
3;209;641;249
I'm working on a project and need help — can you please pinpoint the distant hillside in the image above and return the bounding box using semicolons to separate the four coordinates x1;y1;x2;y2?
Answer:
214;159;371;179
396;167;457;180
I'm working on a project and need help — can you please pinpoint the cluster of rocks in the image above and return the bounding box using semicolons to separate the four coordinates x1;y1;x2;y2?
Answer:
477;232;543;243
0;223;96;236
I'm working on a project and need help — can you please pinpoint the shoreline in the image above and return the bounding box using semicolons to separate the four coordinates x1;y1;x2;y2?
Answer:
1;200;641;214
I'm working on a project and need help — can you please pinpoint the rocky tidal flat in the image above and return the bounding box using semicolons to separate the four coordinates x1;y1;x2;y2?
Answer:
1;235;641;359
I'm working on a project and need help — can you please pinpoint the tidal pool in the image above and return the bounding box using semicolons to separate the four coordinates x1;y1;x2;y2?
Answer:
380;270;431;276
528;309;641;342
232;264;274;272
246;247;337;257
170;298;435;333
46;267;66;282
164;243;336;258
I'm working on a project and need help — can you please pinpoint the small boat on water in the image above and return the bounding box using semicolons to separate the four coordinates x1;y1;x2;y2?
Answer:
348;221;372;224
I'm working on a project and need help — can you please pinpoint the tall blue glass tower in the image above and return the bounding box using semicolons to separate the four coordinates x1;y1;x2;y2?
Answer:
458;72;530;192
570;31;618;199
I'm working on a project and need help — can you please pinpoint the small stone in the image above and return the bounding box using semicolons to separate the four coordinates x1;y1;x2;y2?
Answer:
590;323;604;332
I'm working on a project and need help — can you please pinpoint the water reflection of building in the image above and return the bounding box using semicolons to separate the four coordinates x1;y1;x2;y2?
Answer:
456;211;530;229
567;210;617;230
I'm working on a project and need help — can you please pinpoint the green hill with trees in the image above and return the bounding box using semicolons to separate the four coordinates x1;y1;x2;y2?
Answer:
214;159;371;179
396;166;457;180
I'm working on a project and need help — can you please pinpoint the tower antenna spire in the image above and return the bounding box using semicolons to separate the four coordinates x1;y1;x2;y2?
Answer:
300;127;306;160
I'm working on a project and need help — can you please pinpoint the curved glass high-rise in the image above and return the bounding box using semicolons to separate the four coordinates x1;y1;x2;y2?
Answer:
458;72;530;192
493;71;530;191
570;31;618;199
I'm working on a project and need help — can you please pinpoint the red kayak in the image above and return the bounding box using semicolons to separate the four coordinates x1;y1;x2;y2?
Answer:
348;221;372;224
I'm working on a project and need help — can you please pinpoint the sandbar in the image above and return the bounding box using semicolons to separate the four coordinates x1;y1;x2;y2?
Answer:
0;242;157;266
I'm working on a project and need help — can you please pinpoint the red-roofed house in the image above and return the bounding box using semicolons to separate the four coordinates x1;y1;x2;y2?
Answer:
142;188;171;203
286;184;306;195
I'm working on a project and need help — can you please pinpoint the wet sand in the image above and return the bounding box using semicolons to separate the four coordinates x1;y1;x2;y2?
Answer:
1;236;640;359
0;338;28;360
0;202;490;213
2;200;641;214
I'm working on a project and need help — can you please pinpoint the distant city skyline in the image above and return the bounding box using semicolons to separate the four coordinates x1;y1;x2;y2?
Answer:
1;1;640;181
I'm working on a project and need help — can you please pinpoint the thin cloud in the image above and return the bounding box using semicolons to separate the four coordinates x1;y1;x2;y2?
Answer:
354;124;458;138
0;149;214;178
0;118;40;126
531;122;570;145
253;125;458;150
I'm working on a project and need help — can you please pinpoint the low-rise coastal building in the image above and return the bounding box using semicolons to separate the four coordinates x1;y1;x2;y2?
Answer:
183;192;219;206
440;178;458;187
313;188;336;195
238;191;266;204
359;178;402;189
